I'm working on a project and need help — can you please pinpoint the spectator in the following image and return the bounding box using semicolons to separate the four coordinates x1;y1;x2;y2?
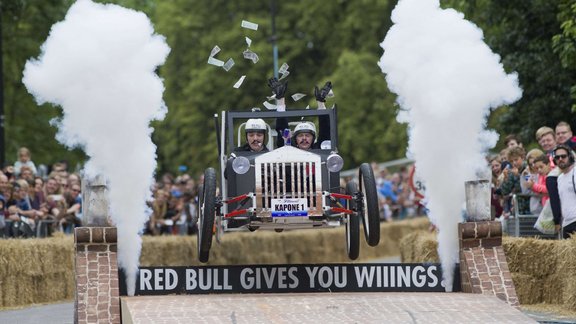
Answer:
536;126;557;156
57;183;82;233
526;154;551;210
6;181;37;232
520;149;545;214
3;165;15;182
504;134;523;149
552;145;576;238
0;173;10;199
19;166;35;182
555;121;576;150
51;162;68;179
500;146;529;215
13;147;37;177
149;189;170;235
499;148;511;170
6;205;34;238
489;155;504;219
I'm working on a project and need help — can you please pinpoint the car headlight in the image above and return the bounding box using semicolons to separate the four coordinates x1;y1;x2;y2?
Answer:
232;156;251;174
326;153;344;172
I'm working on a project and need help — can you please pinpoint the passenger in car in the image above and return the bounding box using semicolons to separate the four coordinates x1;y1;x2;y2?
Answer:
269;77;332;150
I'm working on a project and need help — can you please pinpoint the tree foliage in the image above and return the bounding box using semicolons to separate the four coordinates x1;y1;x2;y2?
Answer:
2;0;575;176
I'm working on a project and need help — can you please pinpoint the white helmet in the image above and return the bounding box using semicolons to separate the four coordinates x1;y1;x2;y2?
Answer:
293;122;316;137
245;118;267;133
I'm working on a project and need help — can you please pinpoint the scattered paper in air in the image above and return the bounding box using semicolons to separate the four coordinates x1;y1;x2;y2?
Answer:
263;101;277;110
245;37;252;47
279;71;290;80
208;45;224;66
266;94;277;100
207;57;224;67
243;49;259;64
210;45;221;58
305;105;310;109
241;20;258;31
233;75;246;88
279;62;289;74
291;93;306;101
327;89;335;98
223;58;235;71
278;62;290;80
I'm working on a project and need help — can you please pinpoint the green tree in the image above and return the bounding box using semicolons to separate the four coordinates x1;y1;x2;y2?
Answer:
553;0;576;112
442;0;575;146
153;0;399;176
1;0;85;168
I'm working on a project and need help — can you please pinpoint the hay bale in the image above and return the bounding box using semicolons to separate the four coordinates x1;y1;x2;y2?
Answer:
562;237;576;311
541;273;566;305
512;273;542;305
0;235;74;308
503;237;559;278
399;230;438;263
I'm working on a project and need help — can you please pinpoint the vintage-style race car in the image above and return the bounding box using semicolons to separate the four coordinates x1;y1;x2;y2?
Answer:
197;108;380;262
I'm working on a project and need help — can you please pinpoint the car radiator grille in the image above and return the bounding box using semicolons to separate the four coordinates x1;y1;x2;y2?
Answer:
255;161;324;216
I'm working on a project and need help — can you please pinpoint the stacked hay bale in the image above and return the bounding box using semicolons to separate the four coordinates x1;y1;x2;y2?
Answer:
140;217;431;266
398;230;576;311
0;217;430;308
0;234;74;308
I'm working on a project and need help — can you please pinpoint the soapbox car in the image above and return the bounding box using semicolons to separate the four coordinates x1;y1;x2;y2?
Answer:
197;108;380;262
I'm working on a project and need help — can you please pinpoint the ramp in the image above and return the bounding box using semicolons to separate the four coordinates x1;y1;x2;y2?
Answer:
121;292;535;323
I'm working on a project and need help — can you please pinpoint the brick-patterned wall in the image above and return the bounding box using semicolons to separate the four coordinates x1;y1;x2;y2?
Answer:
75;227;120;324
459;221;519;307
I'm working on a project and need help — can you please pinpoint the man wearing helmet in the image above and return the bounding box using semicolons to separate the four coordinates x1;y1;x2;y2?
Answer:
269;77;332;150
292;122;317;150
234;118;269;152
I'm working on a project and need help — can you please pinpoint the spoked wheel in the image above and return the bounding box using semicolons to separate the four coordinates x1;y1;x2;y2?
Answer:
359;163;380;246
197;168;217;263
345;181;360;260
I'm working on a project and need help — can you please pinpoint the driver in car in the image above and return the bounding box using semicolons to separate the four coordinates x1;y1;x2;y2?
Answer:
268;77;332;150
234;118;269;152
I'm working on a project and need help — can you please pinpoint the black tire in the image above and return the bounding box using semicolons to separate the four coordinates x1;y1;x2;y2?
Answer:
345;181;360;260
198;168;217;263
359;163;380;246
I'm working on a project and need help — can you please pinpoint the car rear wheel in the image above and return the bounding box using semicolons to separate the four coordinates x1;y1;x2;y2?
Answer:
359;163;380;246
345;181;360;260
198;167;216;263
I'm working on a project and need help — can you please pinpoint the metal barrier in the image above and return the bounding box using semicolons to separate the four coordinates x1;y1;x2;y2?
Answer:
505;194;556;239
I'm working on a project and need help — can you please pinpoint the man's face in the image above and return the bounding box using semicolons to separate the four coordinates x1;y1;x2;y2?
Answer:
554;149;572;170
296;132;313;150
247;131;265;152
538;133;556;152
556;126;572;144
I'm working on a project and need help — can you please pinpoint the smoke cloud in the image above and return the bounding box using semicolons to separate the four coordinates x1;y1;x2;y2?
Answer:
378;0;521;291
23;0;170;295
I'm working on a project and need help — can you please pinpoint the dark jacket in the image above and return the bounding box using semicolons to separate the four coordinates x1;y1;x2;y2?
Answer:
233;143;270;153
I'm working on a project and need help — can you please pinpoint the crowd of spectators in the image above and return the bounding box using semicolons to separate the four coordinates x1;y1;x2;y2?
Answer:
490;121;576;239
0;147;81;238
6;120;575;239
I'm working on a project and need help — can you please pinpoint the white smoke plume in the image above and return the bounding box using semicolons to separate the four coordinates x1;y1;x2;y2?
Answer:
22;0;170;296
378;0;521;291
